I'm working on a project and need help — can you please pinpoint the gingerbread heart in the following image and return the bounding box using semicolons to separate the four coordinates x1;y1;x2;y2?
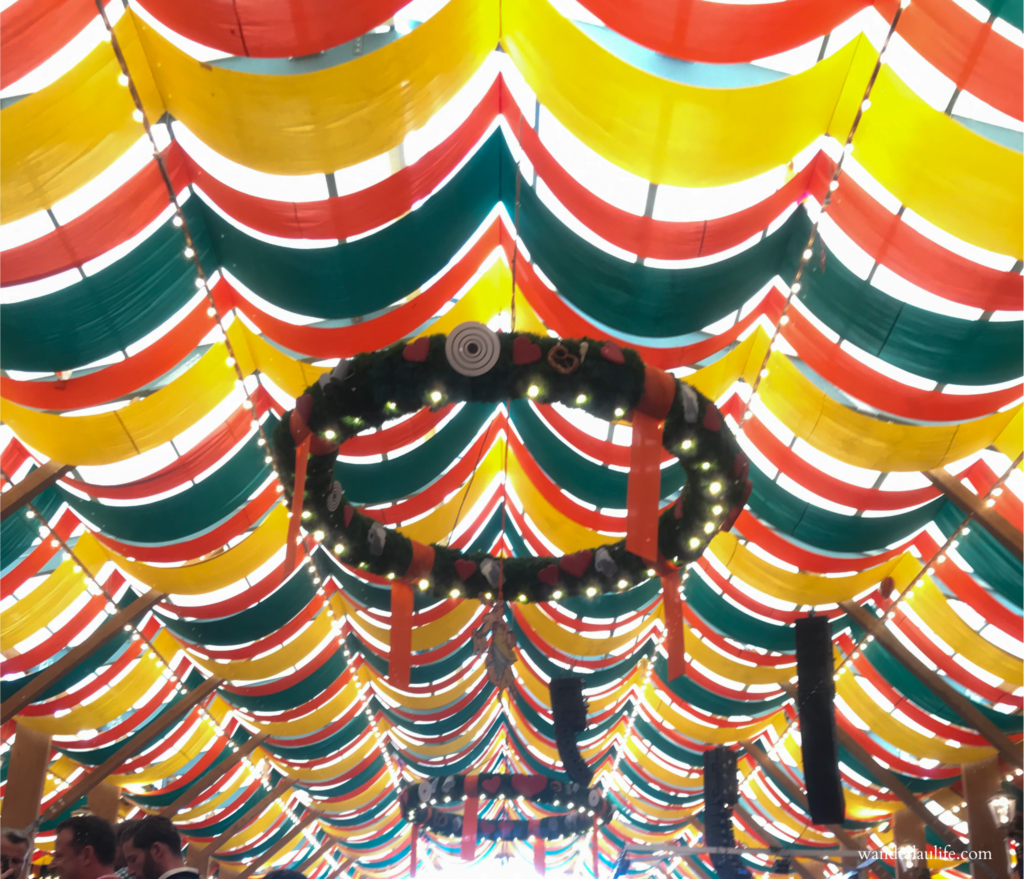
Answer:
538;564;559;586
343;505;355;527
599;341;625;364
403;337;430;362
511;776;547;797
513;335;542;365
454;559;477;581
481;777;502;794
703;405;722;432
673;497;684;520
559;550;593;579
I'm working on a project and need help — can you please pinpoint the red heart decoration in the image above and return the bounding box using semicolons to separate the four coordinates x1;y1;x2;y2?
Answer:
403;337;430;362
559;550;593;579
879;576;895;599
538;564;559;586
703;406;722;432
295;393;314;423
511;776;547;797
599;341;625;364
454;559;477;581
481;777;502;794
343;505;355;527
674;497;684;520
513;336;542;365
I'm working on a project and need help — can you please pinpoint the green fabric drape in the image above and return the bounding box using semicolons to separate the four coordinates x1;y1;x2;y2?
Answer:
1;197;215;372
59;425;271;544
748;461;948;552
1;484;63;571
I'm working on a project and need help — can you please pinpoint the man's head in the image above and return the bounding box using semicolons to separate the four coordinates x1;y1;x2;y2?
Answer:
1;830;29;879
52;816;116;879
113;823;142;874
120;818;182;879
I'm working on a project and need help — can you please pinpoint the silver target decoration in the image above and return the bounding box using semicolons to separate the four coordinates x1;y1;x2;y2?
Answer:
326;480;343;512
445;321;500;376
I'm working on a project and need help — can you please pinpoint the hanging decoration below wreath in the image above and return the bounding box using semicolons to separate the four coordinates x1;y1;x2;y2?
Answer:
273;326;751;685
399;773;611;869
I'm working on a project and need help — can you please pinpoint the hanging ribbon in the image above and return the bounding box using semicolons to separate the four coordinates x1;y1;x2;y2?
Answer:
529;820;545;876
410;824;418;879
462;774;479;861
658;564;685;681
391;541;435;688
626;365;676;561
592;826;600;878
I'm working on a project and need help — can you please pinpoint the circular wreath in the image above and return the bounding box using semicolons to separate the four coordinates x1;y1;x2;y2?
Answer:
398;774;611;841
272;328;751;601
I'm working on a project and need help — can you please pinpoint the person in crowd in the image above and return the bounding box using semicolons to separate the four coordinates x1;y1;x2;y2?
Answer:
1;830;30;879
51;816;118;879
120;819;195;879
113;822;142;879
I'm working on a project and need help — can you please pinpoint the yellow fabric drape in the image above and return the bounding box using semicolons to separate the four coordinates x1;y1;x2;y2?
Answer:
2;534;108;645
837;674;993;764
108;506;288;595
185;608;332;682
841;63;1023;259
905;579;1023;687
502;0;868;189
132;0;498;176
0;14;164;224
501;0;1021;257
20;652;161;735
710;532;917;605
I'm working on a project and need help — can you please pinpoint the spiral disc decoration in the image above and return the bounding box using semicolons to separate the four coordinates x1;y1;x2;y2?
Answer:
399;774;611;841
273;328;750;602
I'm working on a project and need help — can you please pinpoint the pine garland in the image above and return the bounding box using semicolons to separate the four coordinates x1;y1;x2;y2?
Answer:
398;773;611;841
272;330;750;602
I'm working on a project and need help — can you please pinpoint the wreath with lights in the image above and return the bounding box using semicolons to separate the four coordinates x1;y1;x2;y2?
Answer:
398;774;611;841
272;325;751;602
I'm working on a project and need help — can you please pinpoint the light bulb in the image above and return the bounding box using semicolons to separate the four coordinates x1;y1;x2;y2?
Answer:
576;394;587;405
614;407;624;417
430;390;442;403
802;248;813;261
617;580;628;590
117;74;129;86
324;429;336;440
709;481;722;495
552;589;563;599
527;385;539;398
861;99;871;112
829;180;840;192
790;282;801;293
688;537;701;549
585;586;598;598
172;215;183;227
418;578;429;590
184;247;195;258
132;109;143;122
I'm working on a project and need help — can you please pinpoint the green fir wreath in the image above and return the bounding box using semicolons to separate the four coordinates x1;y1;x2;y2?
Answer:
398;773;611;841
272;326;751;602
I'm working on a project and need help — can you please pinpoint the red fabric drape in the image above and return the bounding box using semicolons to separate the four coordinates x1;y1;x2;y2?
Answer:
462;775;479;861
0;0;96;88
132;0;406;58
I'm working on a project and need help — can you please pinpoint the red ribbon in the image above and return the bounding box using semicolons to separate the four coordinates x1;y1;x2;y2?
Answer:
462;775;479;861
283;434;311;577
529;820;545;876
592;827;600;878
626;365;676;561
390;580;413;689
390;541;436;689
659;566;686;682
410;824;418;878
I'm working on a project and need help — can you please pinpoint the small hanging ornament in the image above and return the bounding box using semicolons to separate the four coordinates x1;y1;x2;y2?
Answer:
479;557;502;589
471;604;517;689
594;547;616;578
317;359;353;391
326;481;343;512
445;322;501;376
546;344;580;375
368;520;387;556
